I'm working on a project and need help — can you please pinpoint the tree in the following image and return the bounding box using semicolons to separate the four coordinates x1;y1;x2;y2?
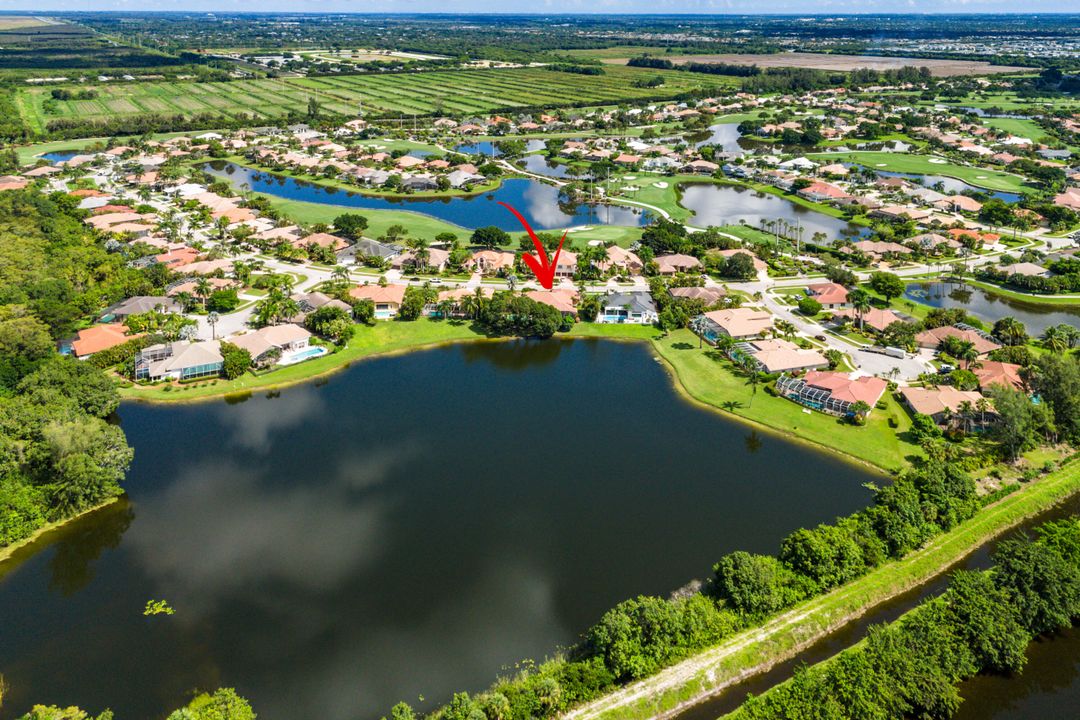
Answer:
333;213;369;241
992;316;1028;347
993;536;1080;636
712;551;807;617
471;226;510;250
352;298;375;325
305;305;354;342
797;297;821;316
167;688;256;720
987;385;1040;461
399;286;437;321
848;288;872;330
219;342;252;380
868;272;905;303
17;357;120;418
946;570;1028;673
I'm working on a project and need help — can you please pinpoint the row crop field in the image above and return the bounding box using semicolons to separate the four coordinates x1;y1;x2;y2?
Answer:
17;65;723;131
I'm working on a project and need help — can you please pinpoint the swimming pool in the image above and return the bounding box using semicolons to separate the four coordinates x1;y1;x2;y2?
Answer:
279;345;329;365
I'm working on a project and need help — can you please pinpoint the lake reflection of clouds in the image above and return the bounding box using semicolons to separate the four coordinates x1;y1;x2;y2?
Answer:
214;388;325;452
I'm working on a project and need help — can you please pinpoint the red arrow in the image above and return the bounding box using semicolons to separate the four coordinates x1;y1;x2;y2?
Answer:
498;201;566;290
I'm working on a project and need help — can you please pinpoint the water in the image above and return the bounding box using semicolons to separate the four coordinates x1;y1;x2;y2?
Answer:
678;183;870;243
870;169;1022;203
672;494;1080;720
519;153;578;179
905;281;1080;336
0;340;875;720
41;150;80;164
204;162;649;231
453;140;546;157
690;123;761;153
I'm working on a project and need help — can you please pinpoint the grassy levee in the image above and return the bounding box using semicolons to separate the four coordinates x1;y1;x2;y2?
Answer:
562;457;1080;720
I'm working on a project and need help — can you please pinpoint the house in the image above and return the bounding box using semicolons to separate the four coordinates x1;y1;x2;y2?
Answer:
741;339;828;374
100;296;181;321
777;371;888;417
806;282;849;309
668;286;726;305
553;250;578;279
293;232;350;252
696;308;773;341
228;324;312;366
599;245;643;275
934;195;983;214
830;307;903;333
1000;262;1050;278
797;181;852;204
69;323;138;359
597;292;658;324
525;289;578;315
851;240;908;257
349;283;408;318
973;361;1025;392
900;385;989;426
294;291;353;320
392;247;450;273
682;159;720;174
135;340;224;381
872;205;931;222
711;248;767;273
915;325;1001;356
654;253;702;276
468;250;515;275
346;238;402;264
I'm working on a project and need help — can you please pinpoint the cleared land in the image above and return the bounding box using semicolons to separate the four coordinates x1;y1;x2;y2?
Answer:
17;66;718;130
0;16;54;30
606;52;1027;77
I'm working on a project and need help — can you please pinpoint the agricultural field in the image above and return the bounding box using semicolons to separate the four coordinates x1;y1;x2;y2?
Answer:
16;65;719;130
0;16;56;30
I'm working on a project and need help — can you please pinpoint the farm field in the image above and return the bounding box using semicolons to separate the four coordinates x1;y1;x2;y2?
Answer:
0;16;56;30
612;52;1028;77
16;65;719;132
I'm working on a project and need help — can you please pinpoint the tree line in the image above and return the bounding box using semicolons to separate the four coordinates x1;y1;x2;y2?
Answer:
389;447;995;720
730;515;1080;719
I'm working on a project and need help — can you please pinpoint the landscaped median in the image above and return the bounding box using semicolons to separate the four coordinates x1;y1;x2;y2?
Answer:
562;455;1080;720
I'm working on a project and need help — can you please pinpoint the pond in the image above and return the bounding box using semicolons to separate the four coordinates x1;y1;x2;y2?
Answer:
203;161;649;231
678;183;870;244
518;153;579;179
904;281;1080;335
453;140;547;157
869;168;1022;203
41;150;81;164
0;339;875;720
689;123;765;153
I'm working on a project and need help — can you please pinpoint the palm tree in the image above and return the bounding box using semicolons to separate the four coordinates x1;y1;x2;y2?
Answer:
1042;324;1069;354
207;311;220;340
194;277;212;308
848;288;872;330
994;316;1027;346
330;265;350;290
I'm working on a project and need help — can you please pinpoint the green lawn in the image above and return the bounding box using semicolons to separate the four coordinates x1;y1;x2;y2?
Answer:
982;117;1050;142
652;329;914;472
807;151;1033;194
118;320;912;471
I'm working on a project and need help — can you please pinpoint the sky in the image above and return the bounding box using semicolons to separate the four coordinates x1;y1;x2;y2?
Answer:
1;0;1075;13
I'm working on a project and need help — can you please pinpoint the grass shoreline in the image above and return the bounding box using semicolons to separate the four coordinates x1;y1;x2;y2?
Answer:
565;456;1080;720
118;321;910;472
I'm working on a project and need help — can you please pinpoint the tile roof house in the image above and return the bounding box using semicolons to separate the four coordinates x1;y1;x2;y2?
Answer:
743;339;828;374
69;323;139;359
807;282;849;308
697;308;773;341
973;361;1025;392
900;385;989;426
915;326;1001;356
655;254;702;276
468;250;516;275
100;296;181;321
778;370;888;417
228;323;311;365
349;283;408;318
599;245;643;275
524;289;578;315
668;286;727;305
830;307;903;333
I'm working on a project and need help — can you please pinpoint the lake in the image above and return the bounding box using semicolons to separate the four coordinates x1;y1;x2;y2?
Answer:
905;281;1080;335
0;339;874;720
869;168;1022;203
678;183;870;243
453;140;547;157
690;123;762;153
204;161;649;231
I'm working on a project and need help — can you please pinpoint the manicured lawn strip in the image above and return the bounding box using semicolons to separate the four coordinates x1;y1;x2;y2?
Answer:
651;329;912;471
118;320;657;403
960;278;1080;305
567;457;1080;720
806;150;1032;194
258;193;468;237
